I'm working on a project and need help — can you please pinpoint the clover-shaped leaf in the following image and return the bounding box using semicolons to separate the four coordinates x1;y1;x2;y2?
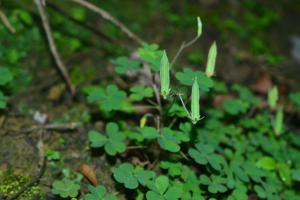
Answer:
158;128;189;153
232;84;258;106
160;161;182;177
256;156;276;171
130;86;154;101
0;67;13;86
178;166;203;200
199;175;227;194
84;84;127;112
138;43;163;72
242;162;264;183
139;126;160;140
228;160;249;183
168;103;188;118
112;163;155;189
146;176;183;200
52;178;80;198
88;122;126;156
175;68;214;92
83;185;117;200
113;56;141;74
188;143;226;171
228;184;248;200
223;98;249;115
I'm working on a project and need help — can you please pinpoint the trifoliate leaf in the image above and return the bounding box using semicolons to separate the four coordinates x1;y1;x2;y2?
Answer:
223;99;249;115
138;43;163;72
112;163;155;189
175;68;214;92
88;122;126;156
84;84;127;112
113;56;141;74
146;176;182;200
189;143;226;171
83;185;117;200
130;85;153;101
158;128;189;153
139;126;160;140
52;179;80;198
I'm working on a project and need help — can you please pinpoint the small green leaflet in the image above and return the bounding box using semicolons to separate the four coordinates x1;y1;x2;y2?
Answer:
277;163;292;185
113;56;141;74
146;176;183;200
52;179;80;198
83;84;127;112
191;77;200;124
160;50;170;99
130;85;153;101
274;107;283;136
205;41;217;77
175;68;214;92
83;185;117;200
197;17;202;37
256;156;276;171
112;163;155;189
138;43;163;72
268;86;278;109
88;122;126;156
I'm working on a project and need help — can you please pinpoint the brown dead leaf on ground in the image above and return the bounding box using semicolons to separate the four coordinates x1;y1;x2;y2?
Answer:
79;164;98;186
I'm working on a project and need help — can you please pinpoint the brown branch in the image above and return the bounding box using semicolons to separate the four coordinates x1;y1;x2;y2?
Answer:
69;0;144;45
0;9;16;33
34;0;76;95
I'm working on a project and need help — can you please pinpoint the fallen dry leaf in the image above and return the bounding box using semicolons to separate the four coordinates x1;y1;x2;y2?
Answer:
79;164;98;186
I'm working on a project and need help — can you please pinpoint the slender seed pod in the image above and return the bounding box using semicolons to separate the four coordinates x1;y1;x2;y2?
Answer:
268;86;278;110
160;50;170;99
197;17;202;38
205;41;217;77
274;107;283;136
191;77;200;124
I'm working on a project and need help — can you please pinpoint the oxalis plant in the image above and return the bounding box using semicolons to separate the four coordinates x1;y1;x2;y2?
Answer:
160;17;217;124
51;16;300;200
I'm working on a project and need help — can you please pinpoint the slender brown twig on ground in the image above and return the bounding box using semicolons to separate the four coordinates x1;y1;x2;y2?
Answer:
34;0;76;95
69;0;145;45
0;9;16;33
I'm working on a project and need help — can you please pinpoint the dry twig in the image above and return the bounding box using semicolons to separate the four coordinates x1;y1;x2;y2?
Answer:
69;0;144;45
0;9;16;33
34;0;76;95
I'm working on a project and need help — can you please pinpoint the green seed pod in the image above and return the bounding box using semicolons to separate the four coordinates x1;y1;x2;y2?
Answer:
274;107;283;136
205;41;217;77
191;77;200;124
197;17;202;38
268;86;278;110
160;50;170;99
